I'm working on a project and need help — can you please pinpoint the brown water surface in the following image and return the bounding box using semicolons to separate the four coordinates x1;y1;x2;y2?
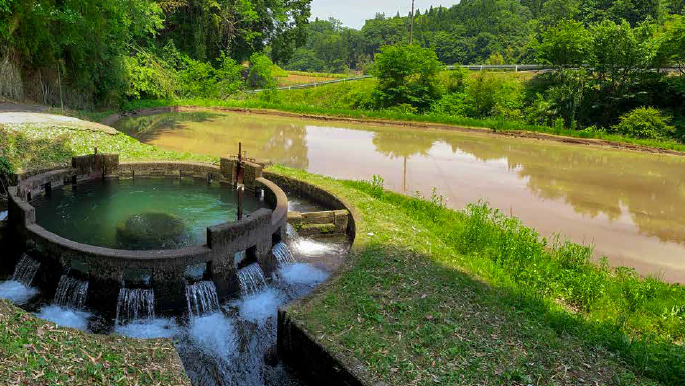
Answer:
114;111;685;282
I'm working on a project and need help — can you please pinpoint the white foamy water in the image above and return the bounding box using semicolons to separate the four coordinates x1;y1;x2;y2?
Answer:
36;305;91;331
189;312;238;360
279;263;329;285
0;280;39;304
237;288;283;326
115;318;181;339
290;239;338;257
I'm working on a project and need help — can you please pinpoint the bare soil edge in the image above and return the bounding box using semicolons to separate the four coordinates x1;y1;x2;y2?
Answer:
104;106;685;158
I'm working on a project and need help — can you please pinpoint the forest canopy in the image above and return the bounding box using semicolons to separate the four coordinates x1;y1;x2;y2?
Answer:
0;0;310;105
1;0;684;110
286;0;685;72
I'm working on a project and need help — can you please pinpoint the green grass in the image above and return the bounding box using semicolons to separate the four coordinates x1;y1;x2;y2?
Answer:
2;123;684;385
0;125;215;173
121;79;685;154
0;300;189;386
270;166;685;386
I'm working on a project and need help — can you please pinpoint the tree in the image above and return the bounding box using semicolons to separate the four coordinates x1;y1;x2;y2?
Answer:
653;15;685;73
247;52;276;89
588;19;652;92
537;20;591;68
540;0;580;27
372;45;442;112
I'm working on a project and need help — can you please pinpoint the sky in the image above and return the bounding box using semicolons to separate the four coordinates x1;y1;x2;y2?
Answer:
310;0;461;29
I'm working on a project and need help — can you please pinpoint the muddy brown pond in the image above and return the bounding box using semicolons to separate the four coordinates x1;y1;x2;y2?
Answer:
114;111;685;283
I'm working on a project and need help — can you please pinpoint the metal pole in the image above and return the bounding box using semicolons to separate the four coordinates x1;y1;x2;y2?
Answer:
237;186;243;221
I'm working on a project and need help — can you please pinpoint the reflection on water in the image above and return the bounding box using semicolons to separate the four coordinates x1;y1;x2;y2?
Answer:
115;111;685;282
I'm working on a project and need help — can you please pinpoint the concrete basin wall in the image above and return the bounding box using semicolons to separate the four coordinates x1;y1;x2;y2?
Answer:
5;156;288;316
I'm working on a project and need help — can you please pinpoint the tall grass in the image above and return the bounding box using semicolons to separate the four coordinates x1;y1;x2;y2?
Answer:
345;176;685;385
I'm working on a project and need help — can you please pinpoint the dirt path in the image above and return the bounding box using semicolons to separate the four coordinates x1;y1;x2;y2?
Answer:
0;107;118;135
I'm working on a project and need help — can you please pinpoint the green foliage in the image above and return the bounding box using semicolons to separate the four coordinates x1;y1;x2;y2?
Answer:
538;20;591;67
248;53;276;89
179;59;218;98
614;107;675;139
463;72;524;119
653;15;685;71
485;52;505;65
123;51;178;101
1;0;164;105
372;45;442;112
215;53;245;98
0;154;13;195
430;93;467;116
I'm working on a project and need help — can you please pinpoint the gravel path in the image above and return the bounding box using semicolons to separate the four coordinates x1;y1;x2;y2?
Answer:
0;110;118;135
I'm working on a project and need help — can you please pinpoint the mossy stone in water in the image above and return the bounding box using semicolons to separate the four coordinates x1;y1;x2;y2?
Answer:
116;212;193;250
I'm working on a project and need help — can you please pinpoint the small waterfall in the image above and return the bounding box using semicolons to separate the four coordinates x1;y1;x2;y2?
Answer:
11;254;40;286
286;223;299;239
235;250;247;268
54;275;89;309
273;242;296;266
238;264;266;296
116;288;155;325
186;281;220;318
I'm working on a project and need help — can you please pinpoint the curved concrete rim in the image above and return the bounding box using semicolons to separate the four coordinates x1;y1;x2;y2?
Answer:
9;162;288;262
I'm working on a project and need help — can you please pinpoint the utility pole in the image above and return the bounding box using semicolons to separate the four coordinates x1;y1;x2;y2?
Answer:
409;0;415;45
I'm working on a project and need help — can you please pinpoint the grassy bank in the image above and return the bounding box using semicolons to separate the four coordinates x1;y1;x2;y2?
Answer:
2;123;683;385
121;83;685;154
0;125;214;173
272;166;685;386
0;300;189;385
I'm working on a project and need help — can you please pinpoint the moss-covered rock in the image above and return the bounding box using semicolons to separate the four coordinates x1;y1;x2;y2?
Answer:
116;212;193;250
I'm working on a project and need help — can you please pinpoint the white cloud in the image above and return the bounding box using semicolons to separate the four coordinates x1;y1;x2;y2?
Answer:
310;0;460;29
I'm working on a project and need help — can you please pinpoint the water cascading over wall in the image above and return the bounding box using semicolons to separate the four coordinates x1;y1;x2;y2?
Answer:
54;275;89;309
273;242;296;266
186;281;220;317
116;288;155;325
11;254;40;286
238;264;267;296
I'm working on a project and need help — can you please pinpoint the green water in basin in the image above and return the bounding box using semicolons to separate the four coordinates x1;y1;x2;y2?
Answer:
31;178;265;250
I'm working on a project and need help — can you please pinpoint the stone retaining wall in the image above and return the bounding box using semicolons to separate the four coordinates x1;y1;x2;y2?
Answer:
287;210;349;236
264;172;356;240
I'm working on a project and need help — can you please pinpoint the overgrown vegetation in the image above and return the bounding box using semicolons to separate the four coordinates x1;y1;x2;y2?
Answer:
273;166;685;386
0;0;307;105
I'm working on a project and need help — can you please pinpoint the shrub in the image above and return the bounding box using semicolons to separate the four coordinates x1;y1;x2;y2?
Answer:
122;51;178;101
431;92;467;116
525;93;555;126
464;73;524;119
0;155;13;196
215;53;244;98
372;45;443;112
248;53;277;89
442;67;469;94
179;58;219;98
613;107;675;140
